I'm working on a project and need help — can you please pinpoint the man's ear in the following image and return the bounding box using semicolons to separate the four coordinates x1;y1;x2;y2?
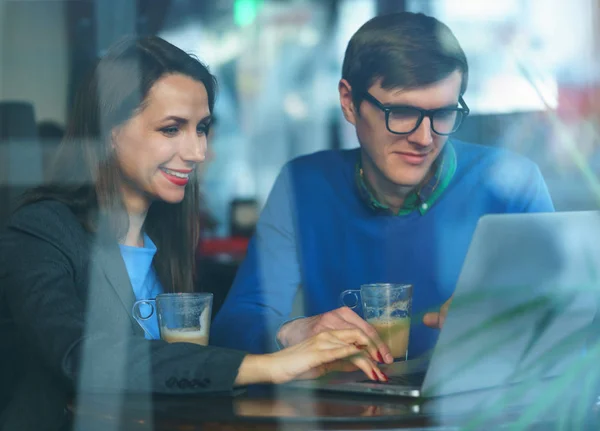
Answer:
339;79;358;126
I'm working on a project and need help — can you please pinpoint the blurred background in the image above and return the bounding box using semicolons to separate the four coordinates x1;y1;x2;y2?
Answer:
2;0;600;310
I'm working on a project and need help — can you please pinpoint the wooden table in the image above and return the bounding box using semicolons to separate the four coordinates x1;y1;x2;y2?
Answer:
68;384;600;430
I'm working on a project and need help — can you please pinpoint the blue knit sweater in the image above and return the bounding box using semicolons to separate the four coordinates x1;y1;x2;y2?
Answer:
211;141;555;358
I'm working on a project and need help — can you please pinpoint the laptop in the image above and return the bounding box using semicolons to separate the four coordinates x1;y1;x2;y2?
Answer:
288;211;600;398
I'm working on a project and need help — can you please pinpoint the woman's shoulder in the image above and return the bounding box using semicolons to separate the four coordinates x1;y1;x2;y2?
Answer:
10;199;78;225
4;199;88;249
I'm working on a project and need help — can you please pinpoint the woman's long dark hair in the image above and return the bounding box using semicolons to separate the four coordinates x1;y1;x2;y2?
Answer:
23;36;217;293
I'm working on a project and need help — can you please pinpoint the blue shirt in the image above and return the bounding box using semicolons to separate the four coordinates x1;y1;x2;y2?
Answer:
210;140;555;358
119;233;163;339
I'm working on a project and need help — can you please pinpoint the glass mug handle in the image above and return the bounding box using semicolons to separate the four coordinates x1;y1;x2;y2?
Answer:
339;289;361;310
132;299;156;338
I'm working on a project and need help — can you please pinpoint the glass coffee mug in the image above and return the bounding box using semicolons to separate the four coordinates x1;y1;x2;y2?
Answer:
132;293;213;345
340;283;413;360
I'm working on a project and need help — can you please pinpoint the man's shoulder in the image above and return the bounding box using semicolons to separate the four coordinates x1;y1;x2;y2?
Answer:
451;140;549;206
286;149;359;173
269;149;358;205
452;139;539;173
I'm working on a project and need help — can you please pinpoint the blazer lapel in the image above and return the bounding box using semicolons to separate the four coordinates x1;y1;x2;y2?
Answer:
92;239;144;336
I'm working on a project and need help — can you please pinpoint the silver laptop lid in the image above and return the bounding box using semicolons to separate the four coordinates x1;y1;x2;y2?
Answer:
423;211;600;397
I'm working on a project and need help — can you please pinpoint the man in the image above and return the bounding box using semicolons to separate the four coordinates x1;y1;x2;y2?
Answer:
211;12;554;362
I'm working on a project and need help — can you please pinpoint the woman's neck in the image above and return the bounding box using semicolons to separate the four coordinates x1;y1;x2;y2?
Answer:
120;184;150;247
122;211;147;247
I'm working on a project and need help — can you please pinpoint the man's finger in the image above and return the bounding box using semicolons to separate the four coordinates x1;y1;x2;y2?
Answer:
422;312;440;328
438;296;453;328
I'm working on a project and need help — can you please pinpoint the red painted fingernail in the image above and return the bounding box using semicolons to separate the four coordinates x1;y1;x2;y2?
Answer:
371;371;378;380
377;352;384;363
382;373;390;381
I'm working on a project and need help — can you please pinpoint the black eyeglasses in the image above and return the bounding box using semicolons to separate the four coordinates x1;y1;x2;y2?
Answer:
361;92;470;136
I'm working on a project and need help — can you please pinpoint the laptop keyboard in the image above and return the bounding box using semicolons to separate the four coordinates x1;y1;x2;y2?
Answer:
358;372;426;386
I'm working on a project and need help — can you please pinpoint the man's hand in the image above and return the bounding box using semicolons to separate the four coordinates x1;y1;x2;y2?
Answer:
277;307;394;364
423;296;453;329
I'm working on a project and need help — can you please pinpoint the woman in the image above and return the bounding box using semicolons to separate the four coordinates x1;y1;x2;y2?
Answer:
0;36;384;430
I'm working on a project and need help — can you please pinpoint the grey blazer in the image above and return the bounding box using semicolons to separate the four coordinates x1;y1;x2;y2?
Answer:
0;200;247;431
